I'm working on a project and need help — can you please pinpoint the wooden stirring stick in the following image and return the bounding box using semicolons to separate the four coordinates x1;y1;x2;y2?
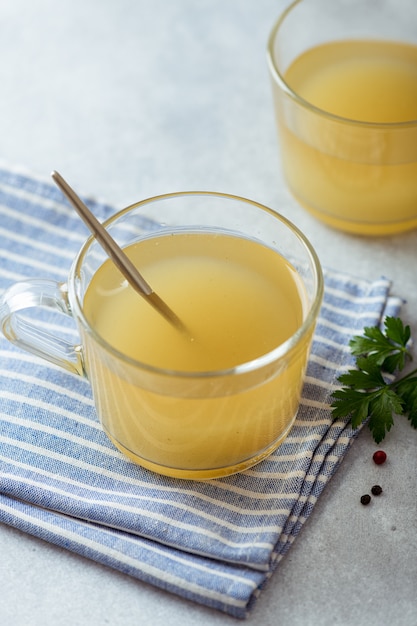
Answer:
51;171;187;334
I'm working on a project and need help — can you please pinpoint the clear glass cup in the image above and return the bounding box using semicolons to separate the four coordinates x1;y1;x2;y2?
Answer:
267;0;417;236
0;192;323;479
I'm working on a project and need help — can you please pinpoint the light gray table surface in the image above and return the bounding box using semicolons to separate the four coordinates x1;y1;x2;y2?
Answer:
0;1;416;625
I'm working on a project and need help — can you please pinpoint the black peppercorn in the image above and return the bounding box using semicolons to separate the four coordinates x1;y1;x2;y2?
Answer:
360;494;371;505
371;485;383;496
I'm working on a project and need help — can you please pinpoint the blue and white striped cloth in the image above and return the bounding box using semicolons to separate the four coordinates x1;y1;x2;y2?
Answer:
0;166;402;619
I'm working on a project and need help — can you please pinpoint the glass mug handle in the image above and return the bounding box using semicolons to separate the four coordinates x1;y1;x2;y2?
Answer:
0;278;84;376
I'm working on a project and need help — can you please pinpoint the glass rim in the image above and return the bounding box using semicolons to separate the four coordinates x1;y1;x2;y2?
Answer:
69;190;324;380
266;0;417;129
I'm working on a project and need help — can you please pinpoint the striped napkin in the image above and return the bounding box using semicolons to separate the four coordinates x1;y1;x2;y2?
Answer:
0;166;402;619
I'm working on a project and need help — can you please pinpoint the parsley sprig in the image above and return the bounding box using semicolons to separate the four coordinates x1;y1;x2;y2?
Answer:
331;317;417;443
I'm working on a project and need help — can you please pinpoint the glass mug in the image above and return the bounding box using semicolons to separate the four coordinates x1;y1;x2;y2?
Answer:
267;0;417;235
0;192;323;479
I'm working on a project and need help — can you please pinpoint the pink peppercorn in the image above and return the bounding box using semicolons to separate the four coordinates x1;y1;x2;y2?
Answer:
373;450;387;465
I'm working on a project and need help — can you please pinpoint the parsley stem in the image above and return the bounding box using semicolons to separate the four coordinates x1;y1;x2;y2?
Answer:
390;367;417;388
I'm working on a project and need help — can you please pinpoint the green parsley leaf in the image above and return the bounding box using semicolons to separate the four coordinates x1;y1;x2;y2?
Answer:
367;388;402;444
331;387;371;429
397;376;417;429
337;357;386;390
349;316;411;373
331;317;417;443
384;316;411;350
